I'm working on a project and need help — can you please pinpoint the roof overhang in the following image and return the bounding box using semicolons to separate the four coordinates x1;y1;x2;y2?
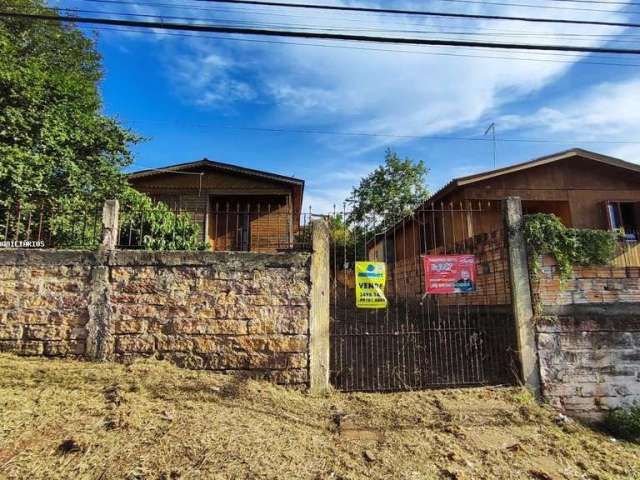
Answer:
427;148;640;205
128;158;304;187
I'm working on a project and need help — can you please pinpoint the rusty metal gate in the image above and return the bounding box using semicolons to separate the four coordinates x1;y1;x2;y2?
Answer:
329;201;521;392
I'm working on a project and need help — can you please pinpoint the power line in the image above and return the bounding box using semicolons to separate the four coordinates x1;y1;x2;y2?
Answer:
88;24;640;67
4;11;640;54
37;5;640;45
128;119;640;145
425;0;639;14
194;0;640;29
55;1;640;42
67;0;640;44
82;0;640;14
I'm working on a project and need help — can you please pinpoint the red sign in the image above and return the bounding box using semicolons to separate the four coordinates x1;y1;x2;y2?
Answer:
423;255;477;294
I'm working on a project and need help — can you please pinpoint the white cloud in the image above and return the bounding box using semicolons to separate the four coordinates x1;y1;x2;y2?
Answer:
497;77;640;162
99;0;632;149
169;47;257;106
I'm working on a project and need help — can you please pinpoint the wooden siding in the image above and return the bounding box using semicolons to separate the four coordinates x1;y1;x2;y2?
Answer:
371;154;640;266
130;165;302;252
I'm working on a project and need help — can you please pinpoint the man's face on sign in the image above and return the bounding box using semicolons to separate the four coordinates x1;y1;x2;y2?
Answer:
461;270;470;281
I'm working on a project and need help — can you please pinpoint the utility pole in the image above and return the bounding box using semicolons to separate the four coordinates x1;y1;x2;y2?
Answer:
484;122;496;169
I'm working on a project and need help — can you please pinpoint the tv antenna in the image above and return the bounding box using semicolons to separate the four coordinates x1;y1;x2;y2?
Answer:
484;122;496;169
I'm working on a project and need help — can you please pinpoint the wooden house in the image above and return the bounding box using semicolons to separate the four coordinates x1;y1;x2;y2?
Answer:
371;148;640;263
128;159;304;252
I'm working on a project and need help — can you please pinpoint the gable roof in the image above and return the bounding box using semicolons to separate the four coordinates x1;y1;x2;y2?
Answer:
427;148;640;205
128;158;304;187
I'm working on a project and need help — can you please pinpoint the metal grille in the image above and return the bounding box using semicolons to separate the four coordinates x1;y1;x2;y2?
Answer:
0;203;103;248
329;201;520;392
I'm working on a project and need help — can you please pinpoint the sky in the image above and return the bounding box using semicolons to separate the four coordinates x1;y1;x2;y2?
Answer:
48;0;640;212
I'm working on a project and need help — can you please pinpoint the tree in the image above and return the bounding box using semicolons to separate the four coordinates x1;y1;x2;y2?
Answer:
0;0;137;209
0;1;207;250
346;148;429;229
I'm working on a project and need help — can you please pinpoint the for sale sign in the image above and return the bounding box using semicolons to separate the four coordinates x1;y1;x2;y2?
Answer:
423;255;477;294
355;261;387;309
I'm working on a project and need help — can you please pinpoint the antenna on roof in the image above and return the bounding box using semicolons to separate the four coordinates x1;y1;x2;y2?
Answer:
484;122;496;169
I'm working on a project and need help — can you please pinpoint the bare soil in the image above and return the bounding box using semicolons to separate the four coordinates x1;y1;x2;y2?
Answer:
0;354;638;479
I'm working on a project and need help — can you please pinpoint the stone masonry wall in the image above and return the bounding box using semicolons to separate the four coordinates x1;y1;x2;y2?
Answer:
0;250;312;386
532;256;640;421
536;306;640;422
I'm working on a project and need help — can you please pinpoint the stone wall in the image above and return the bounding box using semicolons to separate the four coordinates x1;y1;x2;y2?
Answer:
537;305;640;422
0;250;312;386
532;256;640;421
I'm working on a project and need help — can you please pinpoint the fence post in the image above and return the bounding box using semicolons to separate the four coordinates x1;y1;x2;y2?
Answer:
86;199;118;360
504;197;541;398
101;199;119;251
309;218;330;395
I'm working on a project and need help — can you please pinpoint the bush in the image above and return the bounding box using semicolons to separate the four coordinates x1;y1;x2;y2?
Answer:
605;402;640;442
523;213;617;281
118;189;210;251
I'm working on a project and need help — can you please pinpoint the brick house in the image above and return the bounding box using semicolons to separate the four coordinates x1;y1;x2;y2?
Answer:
128;159;304;252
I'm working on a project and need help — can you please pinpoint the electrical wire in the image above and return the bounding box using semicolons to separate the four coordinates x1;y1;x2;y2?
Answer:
193;0;640;29
86;24;640;67
4;10;640;54
127;119;640;145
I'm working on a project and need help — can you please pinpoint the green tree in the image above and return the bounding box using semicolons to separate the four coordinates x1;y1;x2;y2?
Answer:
0;1;208;250
0;0;136;209
346;148;429;229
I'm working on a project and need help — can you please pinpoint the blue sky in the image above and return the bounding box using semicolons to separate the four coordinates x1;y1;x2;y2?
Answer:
51;0;640;211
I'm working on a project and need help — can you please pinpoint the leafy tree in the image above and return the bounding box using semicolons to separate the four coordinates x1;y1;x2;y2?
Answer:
0;1;208;250
0;0;136;209
346;148;429;229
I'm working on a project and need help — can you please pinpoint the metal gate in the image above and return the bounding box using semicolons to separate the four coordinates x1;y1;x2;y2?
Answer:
329;201;520;392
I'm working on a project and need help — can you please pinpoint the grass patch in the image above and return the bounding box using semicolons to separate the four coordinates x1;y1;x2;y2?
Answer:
606;402;640;443
1;354;639;479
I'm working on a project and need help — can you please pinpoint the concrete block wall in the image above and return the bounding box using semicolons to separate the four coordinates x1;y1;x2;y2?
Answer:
0;250;312;386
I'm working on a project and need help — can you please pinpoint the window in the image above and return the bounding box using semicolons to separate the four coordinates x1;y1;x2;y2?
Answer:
606;201;639;240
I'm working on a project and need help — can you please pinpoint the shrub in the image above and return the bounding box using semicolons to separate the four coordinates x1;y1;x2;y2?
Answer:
523;213;617;281
605;402;640;442
118;189;210;251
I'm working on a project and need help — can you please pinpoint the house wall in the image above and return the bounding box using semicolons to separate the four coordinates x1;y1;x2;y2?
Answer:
455;156;640;230
130;170;299;252
0;250;312;386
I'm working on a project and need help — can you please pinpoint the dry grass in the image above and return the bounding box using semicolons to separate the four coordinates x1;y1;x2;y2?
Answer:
0;354;639;480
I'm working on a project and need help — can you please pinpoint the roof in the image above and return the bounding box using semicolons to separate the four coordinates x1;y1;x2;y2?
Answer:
128;158;305;187
427;148;640;205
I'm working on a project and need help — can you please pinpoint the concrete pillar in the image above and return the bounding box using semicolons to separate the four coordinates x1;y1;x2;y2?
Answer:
504;197;542;398
85;265;113;360
309;218;330;394
101;199;119;251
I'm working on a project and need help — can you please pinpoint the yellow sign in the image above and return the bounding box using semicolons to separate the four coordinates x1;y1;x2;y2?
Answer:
355;261;387;309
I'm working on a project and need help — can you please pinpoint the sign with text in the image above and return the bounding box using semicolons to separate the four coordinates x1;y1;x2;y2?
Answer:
423;255;477;294
355;261;387;309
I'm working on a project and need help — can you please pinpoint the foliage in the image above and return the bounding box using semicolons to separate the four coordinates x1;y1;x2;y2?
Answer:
523;214;618;281
0;2;206;251
606;402;640;443
119;189;209;251
0;0;138;210
346;148;429;229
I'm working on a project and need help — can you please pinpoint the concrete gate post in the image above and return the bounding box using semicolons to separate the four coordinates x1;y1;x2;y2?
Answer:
503;197;542;398
86;199;119;360
309;218;331;395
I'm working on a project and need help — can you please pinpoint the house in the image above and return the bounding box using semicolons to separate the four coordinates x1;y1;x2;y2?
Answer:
370;148;640;263
128;159;304;252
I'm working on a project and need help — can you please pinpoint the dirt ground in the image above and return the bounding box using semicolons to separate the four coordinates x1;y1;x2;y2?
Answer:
0;354;638;480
